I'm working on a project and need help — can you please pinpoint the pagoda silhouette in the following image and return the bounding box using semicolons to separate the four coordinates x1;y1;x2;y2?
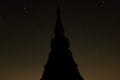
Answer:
40;5;84;80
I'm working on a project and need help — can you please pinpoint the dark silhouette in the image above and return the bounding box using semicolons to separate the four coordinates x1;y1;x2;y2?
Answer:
40;5;84;80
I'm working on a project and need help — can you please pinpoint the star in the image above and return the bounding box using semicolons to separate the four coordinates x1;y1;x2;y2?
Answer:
96;1;105;7
102;1;105;4
24;7;27;10
98;1;105;7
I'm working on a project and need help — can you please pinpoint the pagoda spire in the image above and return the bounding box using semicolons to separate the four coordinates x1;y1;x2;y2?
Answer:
40;4;84;80
54;4;64;37
51;5;69;50
56;4;61;15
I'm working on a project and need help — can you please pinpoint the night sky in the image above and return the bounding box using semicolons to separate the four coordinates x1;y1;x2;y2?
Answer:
0;0;120;80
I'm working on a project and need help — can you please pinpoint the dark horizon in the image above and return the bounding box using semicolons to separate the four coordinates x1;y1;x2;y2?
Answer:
0;0;120;80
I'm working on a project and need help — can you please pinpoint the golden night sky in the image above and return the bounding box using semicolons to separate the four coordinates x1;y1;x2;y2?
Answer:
0;0;120;80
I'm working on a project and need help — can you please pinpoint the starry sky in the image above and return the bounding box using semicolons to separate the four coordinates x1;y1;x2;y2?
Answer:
0;0;120;80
